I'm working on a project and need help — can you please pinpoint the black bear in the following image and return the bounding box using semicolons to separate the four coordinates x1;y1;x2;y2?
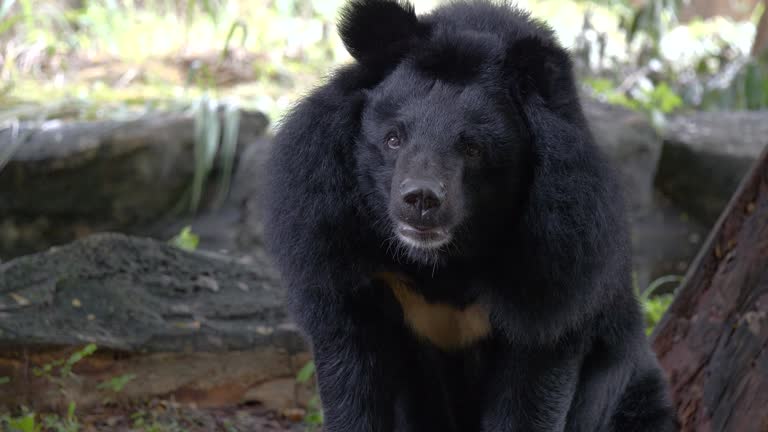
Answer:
263;0;676;431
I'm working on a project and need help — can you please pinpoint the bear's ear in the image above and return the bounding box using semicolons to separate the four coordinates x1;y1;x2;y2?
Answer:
338;0;428;67
504;35;578;113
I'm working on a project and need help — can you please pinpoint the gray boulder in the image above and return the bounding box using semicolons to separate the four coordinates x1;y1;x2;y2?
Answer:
584;99;662;213
0;234;309;411
0;110;269;259
655;111;768;225
584;99;707;291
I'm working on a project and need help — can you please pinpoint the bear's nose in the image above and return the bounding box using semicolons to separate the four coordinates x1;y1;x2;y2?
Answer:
400;178;446;213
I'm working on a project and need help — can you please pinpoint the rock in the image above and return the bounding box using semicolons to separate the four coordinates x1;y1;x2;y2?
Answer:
584;99;662;213
583;99;707;290
0;233;309;410
629;192;708;292
141;135;273;258
0;110;269;259
655;110;767;225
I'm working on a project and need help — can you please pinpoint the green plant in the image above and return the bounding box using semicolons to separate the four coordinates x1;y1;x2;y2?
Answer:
189;96;241;212
637;275;683;335
296;361;323;430
221;20;248;61
295;360;315;384
191;96;220;212
585;78;682;128
169;226;199;251
1;356;84;431
622;0;681;57
701;58;768;111
130;409;187;432
214;102;241;208
97;373;137;393
0;406;79;432
303;395;324;431
2;410;41;432
32;344;97;380
642;294;674;335
40;402;79;432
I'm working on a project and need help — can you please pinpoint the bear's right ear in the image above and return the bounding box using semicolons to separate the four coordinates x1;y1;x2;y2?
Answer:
339;0;429;67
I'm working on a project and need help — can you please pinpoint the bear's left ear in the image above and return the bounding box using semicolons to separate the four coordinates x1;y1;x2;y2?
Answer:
339;0;429;68
504;35;579;115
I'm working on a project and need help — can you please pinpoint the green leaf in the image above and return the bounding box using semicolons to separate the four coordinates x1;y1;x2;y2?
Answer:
213;103;240;208
650;82;682;114
97;373;137;393
640;275;682;335
644;294;674;335
296;361;316;383
7;413;39;432
169;226;199;251
0;376;10;385
583;78;614;94
67;401;76;423
191;96;220;212
642;275;683;301
60;343;97;377
221;20;248;61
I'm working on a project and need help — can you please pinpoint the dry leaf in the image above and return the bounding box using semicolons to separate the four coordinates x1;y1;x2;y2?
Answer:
9;293;30;306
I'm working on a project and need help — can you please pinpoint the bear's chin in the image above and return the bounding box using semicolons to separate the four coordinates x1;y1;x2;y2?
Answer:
388;223;454;265
396;223;451;248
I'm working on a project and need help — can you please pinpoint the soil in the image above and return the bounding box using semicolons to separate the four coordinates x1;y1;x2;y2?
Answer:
68;399;312;432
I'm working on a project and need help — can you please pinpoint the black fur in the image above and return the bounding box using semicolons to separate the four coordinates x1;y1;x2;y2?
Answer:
264;1;676;430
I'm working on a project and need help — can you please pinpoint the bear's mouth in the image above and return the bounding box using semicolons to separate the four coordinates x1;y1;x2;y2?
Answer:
396;223;452;250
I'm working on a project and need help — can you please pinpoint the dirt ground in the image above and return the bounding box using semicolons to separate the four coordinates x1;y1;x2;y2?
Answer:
73;399;311;432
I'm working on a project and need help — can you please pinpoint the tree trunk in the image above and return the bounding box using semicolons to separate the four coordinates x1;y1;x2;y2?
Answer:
651;144;768;432
753;0;768;58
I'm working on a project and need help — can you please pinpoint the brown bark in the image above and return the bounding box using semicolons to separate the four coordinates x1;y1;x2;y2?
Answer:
752;0;768;58
652;144;768;432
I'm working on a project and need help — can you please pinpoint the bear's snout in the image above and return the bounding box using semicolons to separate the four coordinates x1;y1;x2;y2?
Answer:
400;177;446;216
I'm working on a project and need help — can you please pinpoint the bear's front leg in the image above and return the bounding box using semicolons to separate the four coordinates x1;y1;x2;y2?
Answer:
481;344;580;432
310;324;403;432
299;281;413;432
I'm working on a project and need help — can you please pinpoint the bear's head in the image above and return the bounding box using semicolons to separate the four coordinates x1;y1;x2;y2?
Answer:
343;0;583;265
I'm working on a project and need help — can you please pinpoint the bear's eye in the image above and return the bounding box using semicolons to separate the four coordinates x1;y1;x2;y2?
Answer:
464;142;481;157
385;133;401;149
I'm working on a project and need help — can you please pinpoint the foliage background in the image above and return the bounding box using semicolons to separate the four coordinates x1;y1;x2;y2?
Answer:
1;0;766;129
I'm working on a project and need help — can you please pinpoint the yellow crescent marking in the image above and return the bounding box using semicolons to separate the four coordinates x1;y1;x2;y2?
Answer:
375;272;491;351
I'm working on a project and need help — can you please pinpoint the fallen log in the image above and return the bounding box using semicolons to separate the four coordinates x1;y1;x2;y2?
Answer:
652;144;768;432
0;234;310;411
